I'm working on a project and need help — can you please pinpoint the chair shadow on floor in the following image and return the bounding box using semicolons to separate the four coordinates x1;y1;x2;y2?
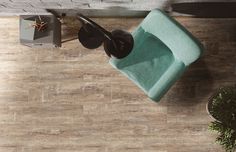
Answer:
164;13;236;106
166;58;214;105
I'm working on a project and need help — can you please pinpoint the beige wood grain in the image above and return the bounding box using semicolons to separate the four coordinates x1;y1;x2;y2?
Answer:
0;16;236;152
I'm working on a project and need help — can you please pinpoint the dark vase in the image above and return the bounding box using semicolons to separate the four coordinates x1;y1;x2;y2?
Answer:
206;85;236;123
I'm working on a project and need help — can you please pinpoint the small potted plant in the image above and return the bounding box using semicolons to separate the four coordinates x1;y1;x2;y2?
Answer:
207;85;236;152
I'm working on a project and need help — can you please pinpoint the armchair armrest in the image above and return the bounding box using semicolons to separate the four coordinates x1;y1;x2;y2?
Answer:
140;9;204;66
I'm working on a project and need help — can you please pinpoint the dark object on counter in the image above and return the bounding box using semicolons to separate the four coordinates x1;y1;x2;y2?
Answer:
172;1;236;18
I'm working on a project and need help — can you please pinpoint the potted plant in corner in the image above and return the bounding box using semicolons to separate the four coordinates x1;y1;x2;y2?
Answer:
207;85;236;152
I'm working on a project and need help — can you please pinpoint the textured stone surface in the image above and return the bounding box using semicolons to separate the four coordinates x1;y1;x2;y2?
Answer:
0;0;169;16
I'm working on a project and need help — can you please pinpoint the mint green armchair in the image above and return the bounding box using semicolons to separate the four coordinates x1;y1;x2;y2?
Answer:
109;9;204;102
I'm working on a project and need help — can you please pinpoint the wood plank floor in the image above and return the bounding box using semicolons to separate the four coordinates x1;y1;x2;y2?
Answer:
0;16;236;152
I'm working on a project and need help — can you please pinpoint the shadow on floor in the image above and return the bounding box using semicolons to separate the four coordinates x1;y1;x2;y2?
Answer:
166;59;214;105
166;17;236;105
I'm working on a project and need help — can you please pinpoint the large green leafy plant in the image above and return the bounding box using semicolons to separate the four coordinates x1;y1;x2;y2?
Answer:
208;86;236;152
